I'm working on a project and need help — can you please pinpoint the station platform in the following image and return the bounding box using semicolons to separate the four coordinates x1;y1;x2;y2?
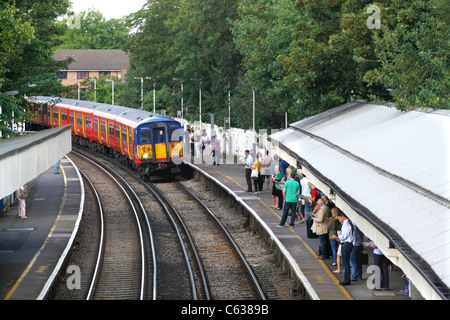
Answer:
0;154;410;300
0;157;83;300
185;159;411;300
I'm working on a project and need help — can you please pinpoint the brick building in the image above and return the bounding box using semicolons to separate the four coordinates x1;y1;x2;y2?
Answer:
53;49;129;86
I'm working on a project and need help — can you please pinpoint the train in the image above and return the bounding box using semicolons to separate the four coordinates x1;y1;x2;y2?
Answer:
26;96;184;178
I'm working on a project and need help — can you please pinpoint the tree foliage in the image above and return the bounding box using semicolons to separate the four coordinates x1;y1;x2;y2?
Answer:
2;0;448;137
0;0;70;138
123;0;448;130
53;9;129;51
366;0;449;110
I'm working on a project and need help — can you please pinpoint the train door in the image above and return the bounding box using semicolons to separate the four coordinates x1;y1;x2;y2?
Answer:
128;127;133;159
152;126;169;162
122;126;129;157
61;110;68;126
69;111;75;134
93;117;99;143
115;124;121;153
108;122;115;149
76;113;83;137
52;107;60;127
85;115;92;139
100;119;106;145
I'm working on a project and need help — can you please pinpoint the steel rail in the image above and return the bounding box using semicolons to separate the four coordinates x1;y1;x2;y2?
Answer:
73;152;147;300
177;182;267;300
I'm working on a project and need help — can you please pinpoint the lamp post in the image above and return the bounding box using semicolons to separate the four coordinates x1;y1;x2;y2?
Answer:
145;77;155;113
106;79;114;105
173;78;183;121
89;79;97;102
72;79;80;100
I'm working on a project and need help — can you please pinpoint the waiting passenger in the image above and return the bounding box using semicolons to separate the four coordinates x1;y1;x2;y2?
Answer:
279;157;290;176
17;185;28;219
276;172;300;228
312;198;330;260
251;153;263;194
271;165;283;209
335;211;354;286
365;241;390;290
262;150;272;190
328;207;340;269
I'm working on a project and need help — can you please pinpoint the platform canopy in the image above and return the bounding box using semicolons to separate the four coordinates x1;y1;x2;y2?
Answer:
270;101;450;300
0;126;72;199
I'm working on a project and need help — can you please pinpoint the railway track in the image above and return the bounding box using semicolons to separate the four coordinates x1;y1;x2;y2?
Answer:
152;181;266;300
69;152;151;300
71;150;196;300
68;149;266;300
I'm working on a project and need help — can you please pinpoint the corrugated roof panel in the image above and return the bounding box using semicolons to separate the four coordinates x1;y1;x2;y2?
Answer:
271;101;450;298
291;104;450;200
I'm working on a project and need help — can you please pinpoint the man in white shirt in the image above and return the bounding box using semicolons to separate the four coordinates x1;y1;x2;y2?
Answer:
242;150;254;192
299;176;312;219
336;211;354;285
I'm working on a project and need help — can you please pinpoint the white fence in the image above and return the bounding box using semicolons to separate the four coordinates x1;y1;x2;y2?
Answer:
180;119;284;163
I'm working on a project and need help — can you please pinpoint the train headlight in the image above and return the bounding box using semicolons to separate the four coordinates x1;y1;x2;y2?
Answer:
171;151;179;156
143;153;150;159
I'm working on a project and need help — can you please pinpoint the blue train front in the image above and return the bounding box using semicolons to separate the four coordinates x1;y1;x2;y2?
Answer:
135;117;184;177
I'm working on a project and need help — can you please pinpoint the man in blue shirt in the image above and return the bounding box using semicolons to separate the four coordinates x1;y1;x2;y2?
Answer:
276;173;300;228
350;223;364;281
279;157;290;176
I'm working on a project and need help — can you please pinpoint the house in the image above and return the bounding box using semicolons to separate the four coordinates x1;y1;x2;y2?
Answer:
53;49;129;87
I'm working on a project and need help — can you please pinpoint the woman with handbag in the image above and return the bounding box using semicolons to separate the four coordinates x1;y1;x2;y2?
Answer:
251;153;263;194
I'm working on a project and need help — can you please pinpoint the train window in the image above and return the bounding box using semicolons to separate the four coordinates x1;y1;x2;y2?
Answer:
108;123;114;136
62;111;67;121
53;109;58;119
86;116;92;128
122;127;127;143
139;129;150;144
69;112;74;124
154;129;165;143
116;126;120;139
100;120;106;133
93;118;98;131
77;114;82;126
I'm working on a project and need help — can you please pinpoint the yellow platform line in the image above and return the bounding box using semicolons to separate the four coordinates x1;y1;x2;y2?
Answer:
4;166;68;300
216;169;353;300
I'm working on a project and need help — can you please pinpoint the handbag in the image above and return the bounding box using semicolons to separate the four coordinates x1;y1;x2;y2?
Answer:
251;169;259;180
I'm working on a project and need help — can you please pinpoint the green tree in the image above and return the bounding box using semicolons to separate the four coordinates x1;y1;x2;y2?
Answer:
0;3;34;88
232;0;304;129
2;0;70;96
365;0;449;110
124;0;181;109
53;9;129;50
168;0;242;119
0;1;70;138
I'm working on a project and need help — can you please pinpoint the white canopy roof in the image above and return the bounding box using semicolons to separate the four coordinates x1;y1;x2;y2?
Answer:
271;101;450;299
